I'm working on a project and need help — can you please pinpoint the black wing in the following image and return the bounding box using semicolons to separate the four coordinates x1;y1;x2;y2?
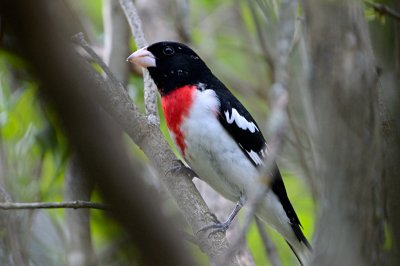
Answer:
214;86;267;166
213;83;307;244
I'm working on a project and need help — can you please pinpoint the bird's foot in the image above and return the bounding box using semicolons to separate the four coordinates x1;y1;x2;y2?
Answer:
166;160;197;180
196;212;232;237
197;201;242;237
198;221;231;236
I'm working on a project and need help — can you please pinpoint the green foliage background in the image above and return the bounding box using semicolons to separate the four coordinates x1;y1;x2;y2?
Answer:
2;0;389;264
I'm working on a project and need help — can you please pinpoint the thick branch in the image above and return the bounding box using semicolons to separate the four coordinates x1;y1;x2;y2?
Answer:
73;19;238;266
2;1;195;265
303;1;382;265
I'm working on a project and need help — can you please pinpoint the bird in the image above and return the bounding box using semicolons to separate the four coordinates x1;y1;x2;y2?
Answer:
127;41;311;264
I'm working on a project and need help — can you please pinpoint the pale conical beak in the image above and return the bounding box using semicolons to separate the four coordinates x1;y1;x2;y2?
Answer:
126;47;156;68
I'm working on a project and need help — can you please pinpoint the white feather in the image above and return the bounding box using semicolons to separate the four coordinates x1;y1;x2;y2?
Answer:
247;150;263;166
224;108;259;133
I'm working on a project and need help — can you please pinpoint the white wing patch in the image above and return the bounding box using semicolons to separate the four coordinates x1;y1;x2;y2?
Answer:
224;108;259;133
247;150;263;166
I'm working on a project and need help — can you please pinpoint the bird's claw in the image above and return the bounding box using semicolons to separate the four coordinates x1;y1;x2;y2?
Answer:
196;212;230;238
166;160;196;180
197;221;230;237
205;211;220;224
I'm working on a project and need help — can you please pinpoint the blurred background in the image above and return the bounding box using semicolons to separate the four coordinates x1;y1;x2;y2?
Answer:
0;0;398;265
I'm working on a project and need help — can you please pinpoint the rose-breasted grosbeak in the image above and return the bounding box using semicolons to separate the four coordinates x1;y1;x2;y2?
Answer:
127;41;311;264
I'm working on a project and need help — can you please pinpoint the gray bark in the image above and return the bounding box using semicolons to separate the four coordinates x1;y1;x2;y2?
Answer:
302;1;383;265
370;2;400;265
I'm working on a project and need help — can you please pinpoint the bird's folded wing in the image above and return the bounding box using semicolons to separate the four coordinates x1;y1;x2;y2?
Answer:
215;88;267;168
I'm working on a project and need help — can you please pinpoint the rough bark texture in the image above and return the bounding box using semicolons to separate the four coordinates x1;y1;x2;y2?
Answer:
370;2;400;265
303;1;383;265
381;70;400;266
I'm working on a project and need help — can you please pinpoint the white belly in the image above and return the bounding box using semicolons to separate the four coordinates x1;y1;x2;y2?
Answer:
178;89;259;201
171;89;292;240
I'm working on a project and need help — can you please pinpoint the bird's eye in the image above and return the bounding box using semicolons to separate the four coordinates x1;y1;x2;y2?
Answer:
163;46;175;56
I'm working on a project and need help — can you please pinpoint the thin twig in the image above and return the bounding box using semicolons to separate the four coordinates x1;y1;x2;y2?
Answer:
365;0;400;21
218;117;286;264
255;217;282;266
72;32;122;87
72;32;143;117
217;84;288;262
220;0;296;263
248;0;275;69
0;200;109;211
118;0;147;48
289;16;304;56
287;108;319;199
118;0;159;124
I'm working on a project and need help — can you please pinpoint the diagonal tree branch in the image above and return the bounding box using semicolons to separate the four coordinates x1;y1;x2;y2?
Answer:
73;21;240;266
365;0;400;21
73;33;121;87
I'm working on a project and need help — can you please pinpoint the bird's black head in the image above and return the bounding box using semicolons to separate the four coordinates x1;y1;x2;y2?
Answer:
127;41;211;95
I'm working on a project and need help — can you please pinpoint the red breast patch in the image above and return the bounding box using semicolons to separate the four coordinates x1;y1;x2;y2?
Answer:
161;85;196;156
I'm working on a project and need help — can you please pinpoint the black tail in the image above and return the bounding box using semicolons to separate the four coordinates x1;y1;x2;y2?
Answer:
286;234;312;265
